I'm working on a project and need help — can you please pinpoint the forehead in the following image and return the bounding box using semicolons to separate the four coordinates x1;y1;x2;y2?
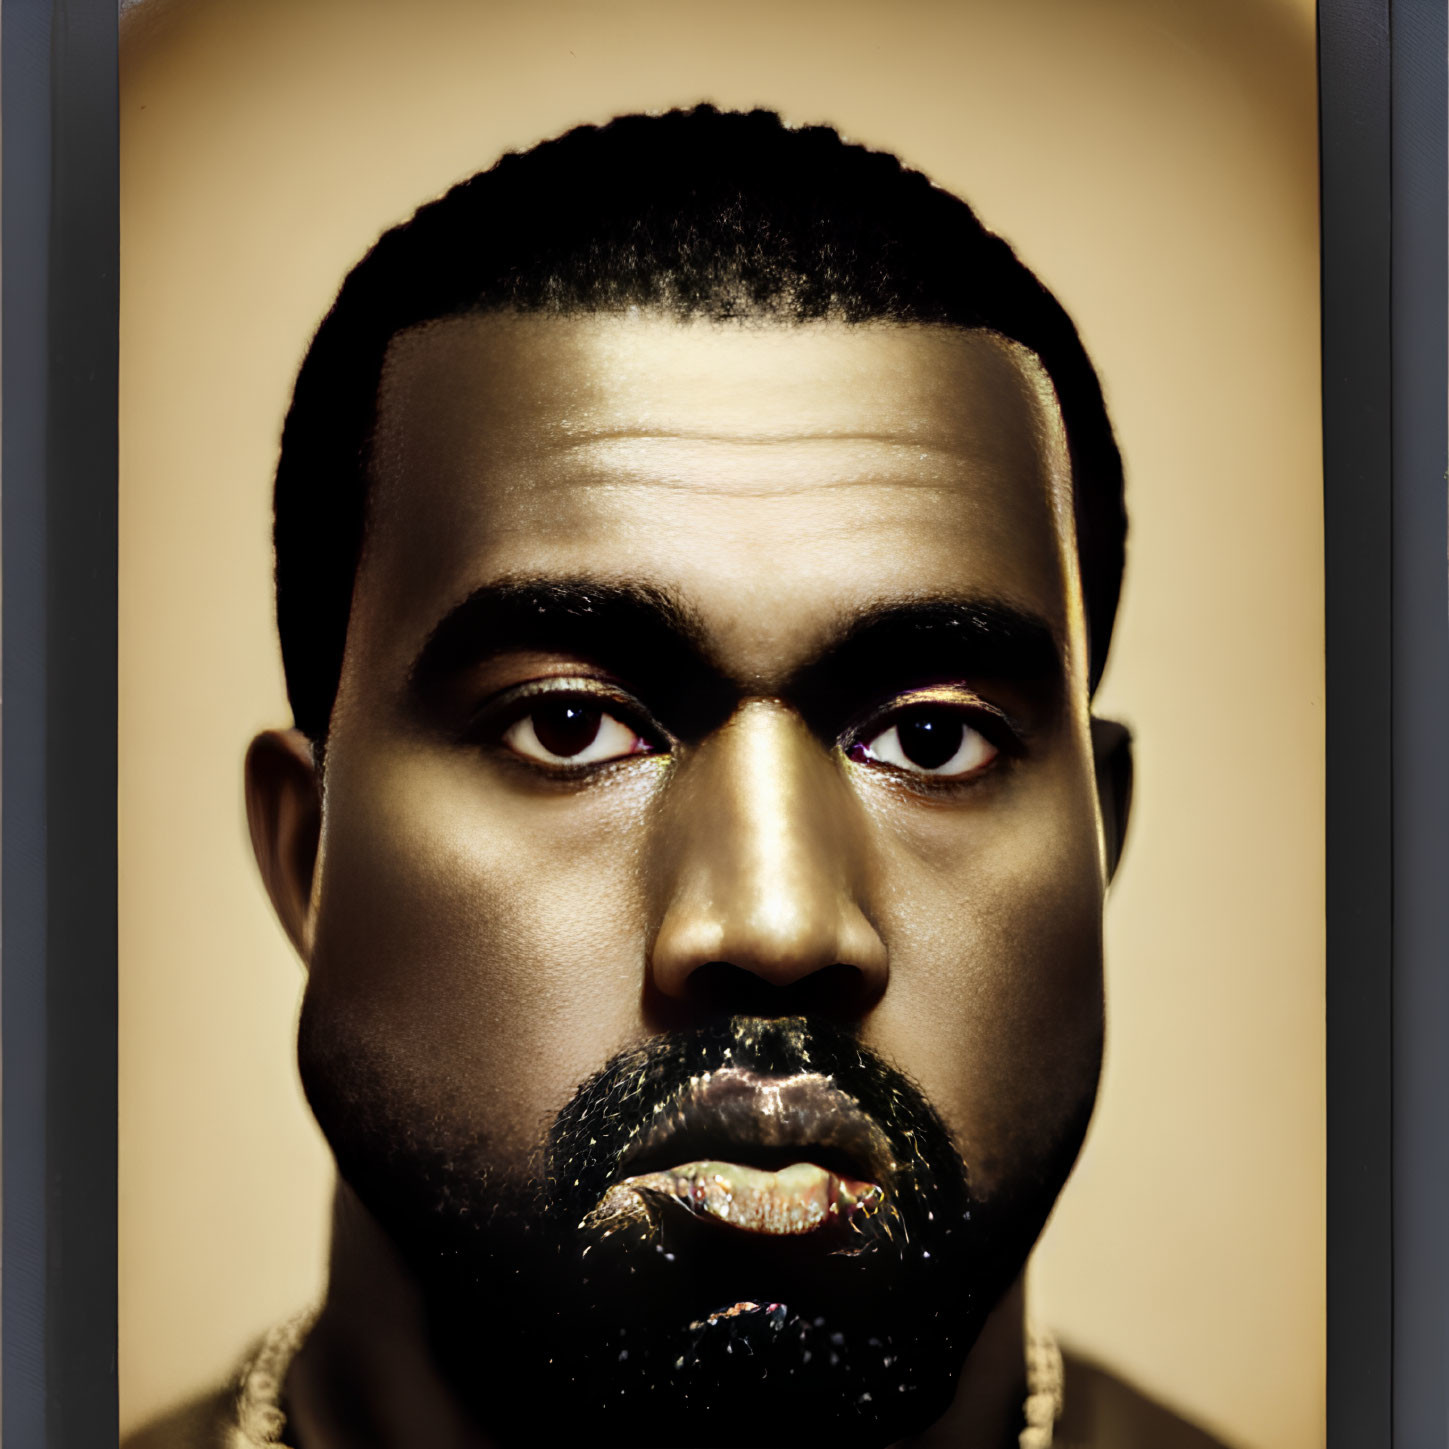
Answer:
356;313;1079;677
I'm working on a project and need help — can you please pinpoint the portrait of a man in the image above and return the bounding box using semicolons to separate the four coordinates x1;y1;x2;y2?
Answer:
118;6;1325;1449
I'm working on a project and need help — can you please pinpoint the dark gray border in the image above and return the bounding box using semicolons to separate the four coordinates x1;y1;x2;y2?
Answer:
3;0;57;1438
1319;1;1395;1444
4;0;1442;1444
1390;0;1448;1444
2;0;119;1444
1320;0;1449;1444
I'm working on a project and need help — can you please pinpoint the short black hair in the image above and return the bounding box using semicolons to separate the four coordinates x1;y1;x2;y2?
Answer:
274;105;1126;743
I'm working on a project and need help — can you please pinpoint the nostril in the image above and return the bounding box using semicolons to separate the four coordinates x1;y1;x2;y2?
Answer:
680;960;875;1021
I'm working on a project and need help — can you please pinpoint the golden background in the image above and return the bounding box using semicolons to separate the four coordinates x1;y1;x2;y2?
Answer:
119;2;1324;1444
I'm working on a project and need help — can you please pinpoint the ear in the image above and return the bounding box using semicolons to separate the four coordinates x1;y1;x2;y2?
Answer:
245;728;322;960
1090;716;1134;884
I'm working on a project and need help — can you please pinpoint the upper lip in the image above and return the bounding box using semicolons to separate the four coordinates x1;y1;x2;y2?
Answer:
616;1067;897;1192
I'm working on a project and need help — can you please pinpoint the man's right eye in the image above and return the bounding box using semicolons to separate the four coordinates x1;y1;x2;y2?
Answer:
502;697;654;767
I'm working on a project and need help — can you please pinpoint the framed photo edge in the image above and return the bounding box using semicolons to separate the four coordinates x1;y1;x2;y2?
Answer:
3;0;1444;1444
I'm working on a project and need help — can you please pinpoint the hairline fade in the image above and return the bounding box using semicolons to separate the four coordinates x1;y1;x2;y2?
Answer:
273;104;1127;743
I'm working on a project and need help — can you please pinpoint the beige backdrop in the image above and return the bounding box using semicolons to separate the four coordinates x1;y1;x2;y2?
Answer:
118;2;1324;1445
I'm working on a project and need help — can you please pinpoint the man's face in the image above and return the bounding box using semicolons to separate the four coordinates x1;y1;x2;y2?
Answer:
280;314;1111;1441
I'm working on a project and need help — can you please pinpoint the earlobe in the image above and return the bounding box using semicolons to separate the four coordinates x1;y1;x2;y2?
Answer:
1089;717;1134;884
245;728;323;960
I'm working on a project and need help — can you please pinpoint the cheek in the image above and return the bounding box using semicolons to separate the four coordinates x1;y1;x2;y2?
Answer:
304;744;657;1158
862;772;1105;1198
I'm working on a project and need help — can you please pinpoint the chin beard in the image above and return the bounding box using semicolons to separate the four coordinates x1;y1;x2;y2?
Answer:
301;1014;1078;1448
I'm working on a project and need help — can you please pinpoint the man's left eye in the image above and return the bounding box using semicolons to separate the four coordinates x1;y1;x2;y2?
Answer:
851;707;998;779
503;699;652;766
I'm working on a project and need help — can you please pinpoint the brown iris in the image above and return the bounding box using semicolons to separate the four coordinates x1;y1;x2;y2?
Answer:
530;700;604;758
893;709;966;770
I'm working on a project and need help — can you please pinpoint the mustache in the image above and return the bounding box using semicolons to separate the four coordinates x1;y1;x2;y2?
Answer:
544;1015;971;1241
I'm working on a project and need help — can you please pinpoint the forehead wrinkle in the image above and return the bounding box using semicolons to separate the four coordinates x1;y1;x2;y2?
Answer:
358;316;1084;675
548;429;954;446
516;435;985;501
371;313;1074;507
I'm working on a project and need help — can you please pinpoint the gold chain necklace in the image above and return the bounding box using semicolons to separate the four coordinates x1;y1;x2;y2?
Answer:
1021;1323;1065;1448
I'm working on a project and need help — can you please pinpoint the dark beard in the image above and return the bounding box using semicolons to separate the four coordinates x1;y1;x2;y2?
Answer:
301;1015;1064;1447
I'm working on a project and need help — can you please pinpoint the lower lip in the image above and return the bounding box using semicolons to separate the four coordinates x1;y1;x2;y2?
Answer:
590;1160;883;1236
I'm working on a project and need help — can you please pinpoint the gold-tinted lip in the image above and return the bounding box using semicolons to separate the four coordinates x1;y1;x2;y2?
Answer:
593;1159;886;1237
616;1066;897;1192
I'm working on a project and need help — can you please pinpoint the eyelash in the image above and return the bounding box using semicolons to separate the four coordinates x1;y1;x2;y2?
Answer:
842;692;1021;787
470;679;669;773
471;680;1021;783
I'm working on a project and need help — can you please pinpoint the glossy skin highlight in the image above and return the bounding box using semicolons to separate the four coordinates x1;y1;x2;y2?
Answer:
248;314;1127;1446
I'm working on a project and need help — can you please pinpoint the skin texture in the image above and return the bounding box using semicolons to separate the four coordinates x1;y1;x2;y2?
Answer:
246;314;1132;1447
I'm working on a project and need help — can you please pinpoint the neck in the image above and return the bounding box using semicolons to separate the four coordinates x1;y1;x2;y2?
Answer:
284;1185;488;1449
287;1183;1029;1449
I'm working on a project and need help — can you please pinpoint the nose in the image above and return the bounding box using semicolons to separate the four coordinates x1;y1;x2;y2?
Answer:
648;699;888;1015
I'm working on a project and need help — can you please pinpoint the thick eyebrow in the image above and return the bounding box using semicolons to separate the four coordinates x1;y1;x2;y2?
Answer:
784;598;1065;733
408;577;735;731
410;579;1062;739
